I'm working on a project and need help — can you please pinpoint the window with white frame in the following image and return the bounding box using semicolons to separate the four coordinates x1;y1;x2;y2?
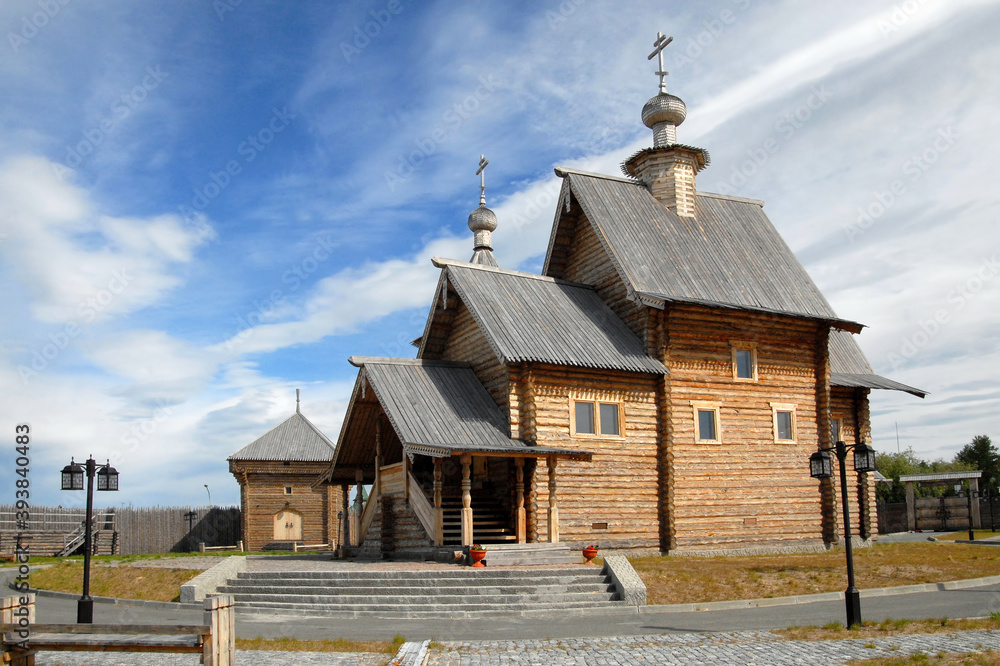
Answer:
771;402;797;442
731;342;758;382
571;398;622;437
691;401;722;443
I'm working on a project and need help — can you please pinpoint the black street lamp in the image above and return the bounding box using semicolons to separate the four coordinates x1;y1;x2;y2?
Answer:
60;456;119;623
809;439;877;628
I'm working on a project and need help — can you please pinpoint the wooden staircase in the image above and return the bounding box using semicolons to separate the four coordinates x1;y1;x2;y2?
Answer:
440;490;517;546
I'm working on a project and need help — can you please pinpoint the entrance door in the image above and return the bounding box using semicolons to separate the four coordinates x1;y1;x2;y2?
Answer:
273;509;302;541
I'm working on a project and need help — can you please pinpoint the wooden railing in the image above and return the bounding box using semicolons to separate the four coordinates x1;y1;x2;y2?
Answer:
380;463;404;495
407;471;442;545
355;464;383;545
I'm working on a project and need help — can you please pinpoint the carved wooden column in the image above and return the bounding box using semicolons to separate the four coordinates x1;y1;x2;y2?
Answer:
461;453;473;546
547;456;559;543
433;457;444;545
340;483;350;547
374;420;383;499
515;457;526;544
353;469;363;544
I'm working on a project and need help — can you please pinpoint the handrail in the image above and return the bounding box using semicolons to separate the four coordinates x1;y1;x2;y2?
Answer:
356;469;381;545
407;471;438;544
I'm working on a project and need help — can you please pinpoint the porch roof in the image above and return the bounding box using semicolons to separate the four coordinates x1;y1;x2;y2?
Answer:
318;358;591;484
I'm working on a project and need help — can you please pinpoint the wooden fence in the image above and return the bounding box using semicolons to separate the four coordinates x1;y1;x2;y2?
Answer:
0;505;241;555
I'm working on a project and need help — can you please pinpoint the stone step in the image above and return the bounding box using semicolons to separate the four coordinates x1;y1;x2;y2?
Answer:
235;567;599;581
226;591;616;606
233;598;628;618
222;581;612;596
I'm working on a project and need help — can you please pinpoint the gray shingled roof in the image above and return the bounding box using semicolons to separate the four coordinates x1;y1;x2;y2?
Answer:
545;169;862;330
433;258;667;375
350;358;589;458
829;329;927;398
228;411;335;462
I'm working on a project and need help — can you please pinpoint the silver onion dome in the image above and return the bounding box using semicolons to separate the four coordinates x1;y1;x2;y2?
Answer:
468;204;498;234
641;92;687;130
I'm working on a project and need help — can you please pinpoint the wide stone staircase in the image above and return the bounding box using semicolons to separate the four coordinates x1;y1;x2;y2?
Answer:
220;566;627;618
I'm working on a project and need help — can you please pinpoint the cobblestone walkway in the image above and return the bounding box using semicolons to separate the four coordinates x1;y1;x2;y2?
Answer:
25;629;1000;665
425;629;1000;665
33;649;388;665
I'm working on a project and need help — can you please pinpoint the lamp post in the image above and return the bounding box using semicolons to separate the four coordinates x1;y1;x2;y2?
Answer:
204;484;212;506
60;456;118;623
809;439;877;628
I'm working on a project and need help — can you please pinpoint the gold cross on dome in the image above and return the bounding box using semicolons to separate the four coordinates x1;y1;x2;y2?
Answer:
476;154;489;205
648;31;673;94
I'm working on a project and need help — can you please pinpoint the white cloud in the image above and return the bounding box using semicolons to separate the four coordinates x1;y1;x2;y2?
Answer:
0;156;214;324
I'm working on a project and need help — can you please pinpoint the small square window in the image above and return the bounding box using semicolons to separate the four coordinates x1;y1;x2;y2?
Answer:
731;343;758;381
771;403;796;442
574;401;595;434
599;403;620;436
776;412;793;440
284;486;292;495
697;409;717;441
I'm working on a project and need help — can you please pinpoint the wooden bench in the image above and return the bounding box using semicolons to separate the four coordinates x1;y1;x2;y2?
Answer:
1;593;234;665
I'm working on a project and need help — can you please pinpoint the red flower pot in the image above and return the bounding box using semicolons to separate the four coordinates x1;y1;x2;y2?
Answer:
582;547;599;564
469;549;487;567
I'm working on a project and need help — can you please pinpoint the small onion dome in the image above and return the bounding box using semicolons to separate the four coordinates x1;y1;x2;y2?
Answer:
641;92;687;130
468;204;498;233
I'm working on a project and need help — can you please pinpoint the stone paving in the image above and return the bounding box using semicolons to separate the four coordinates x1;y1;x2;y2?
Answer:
25;629;1000;665
424;629;1000;665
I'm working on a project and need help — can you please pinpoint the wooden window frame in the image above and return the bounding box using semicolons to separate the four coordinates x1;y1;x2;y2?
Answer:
690;401;722;444
284;486;293;495
731;341;758;382
569;394;625;439
770;402;797;443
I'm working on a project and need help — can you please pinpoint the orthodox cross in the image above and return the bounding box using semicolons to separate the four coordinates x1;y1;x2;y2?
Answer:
647;31;673;94
476;154;489;205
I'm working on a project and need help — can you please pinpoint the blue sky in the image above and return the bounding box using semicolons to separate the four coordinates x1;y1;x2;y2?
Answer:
1;0;998;508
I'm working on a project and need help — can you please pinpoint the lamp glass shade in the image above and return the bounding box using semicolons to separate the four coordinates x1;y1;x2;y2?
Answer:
809;450;833;479
97;463;119;491
853;442;877;474
61;460;84;491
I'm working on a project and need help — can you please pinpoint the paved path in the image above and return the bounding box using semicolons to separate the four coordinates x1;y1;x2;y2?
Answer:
22;628;1000;664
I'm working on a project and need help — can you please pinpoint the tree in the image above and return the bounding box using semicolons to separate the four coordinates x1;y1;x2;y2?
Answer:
954;434;999;493
875;448;973;502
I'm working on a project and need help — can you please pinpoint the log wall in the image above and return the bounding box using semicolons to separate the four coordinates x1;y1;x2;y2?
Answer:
523;364;661;549
229;461;341;551
663;304;828;550
558;202;648;339
440;300;510;417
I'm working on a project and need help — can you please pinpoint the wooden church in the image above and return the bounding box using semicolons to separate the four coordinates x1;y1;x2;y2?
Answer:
314;36;926;556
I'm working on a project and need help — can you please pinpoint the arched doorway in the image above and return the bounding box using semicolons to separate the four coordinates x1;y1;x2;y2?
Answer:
273;508;302;541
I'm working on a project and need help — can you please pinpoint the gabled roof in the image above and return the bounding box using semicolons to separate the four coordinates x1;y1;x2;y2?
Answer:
544;168;863;332
346;358;588;458
422;258;667;375
228;411;335;462
828;329;927;398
